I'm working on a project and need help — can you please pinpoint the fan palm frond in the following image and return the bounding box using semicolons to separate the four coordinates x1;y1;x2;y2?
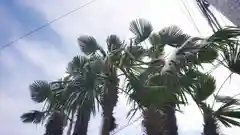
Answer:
219;40;240;75
208;26;240;43
63;70;103;116
29;81;52;103
197;46;218;63
149;33;165;58
78;36;106;56
212;96;240;127
106;35;122;52
215;95;240;105
193;73;216;102
21;110;45;124
216;97;240;112
127;46;146;60
130;19;153;44
159;25;191;47
66;55;89;75
89;56;105;74
149;33;162;46
207;27;240;75
217;115;240;127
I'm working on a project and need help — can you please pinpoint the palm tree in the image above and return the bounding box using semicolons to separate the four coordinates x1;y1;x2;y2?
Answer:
20;80;66;135
120;19;220;135
62;55;105;135
208;26;240;75
77;35;123;135
196;92;240;135
186;67;240;135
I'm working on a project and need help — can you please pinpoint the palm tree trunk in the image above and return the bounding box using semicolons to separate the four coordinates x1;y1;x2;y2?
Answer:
163;104;178;135
67;111;75;135
44;112;64;135
142;104;178;135
101;66;118;135
72;108;91;135
142;106;164;135
201;103;219;135
203;116;219;135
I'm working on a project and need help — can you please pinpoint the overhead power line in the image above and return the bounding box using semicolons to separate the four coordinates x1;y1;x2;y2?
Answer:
178;0;202;36
111;116;141;135
0;0;98;51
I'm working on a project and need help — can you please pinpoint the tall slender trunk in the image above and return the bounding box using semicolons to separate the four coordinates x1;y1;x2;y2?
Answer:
101;66;118;135
202;105;219;135
142;104;178;135
163;104;178;135
72;108;91;135
44;112;64;135
142;106;164;135
67;111;75;135
203;115;219;135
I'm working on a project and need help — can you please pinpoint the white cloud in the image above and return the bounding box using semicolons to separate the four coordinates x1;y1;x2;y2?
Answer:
15;39;69;79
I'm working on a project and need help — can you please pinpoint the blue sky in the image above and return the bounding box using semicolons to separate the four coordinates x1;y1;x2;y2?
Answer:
1;0;240;135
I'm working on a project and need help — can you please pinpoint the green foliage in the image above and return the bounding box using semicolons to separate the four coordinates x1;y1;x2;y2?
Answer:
207;27;240;75
66;56;89;75
29;81;52;103
214;97;240;127
197;46;218;63
78;36;100;55
21;19;240;135
78;36;106;57
215;95;240;105
208;26;240;43
20;110;45;124
130;19;153;44
193;73;216;102
63;56;105;116
107;35;122;52
148;33;165;58
159;25;190;47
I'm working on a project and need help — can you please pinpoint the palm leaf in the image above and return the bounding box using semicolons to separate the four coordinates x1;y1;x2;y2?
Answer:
217;115;240;127
148;33;164;58
217;40;240;75
220;111;240;119
89;56;105;74
159;25;191;47
193;73;216;102
197;46;218;63
215;99;240;114
20;110;45;124
127;46;146;59
78;36;106;56
208;27;240;43
215;95;240;105
130;19;153;44
29;81;52;103
63;68;103;116
149;33;162;46
106;35;122;52
66;55;89;75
